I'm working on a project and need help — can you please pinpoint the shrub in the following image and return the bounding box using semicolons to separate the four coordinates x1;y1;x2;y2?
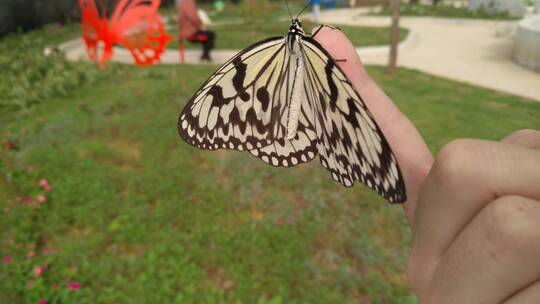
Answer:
0;24;116;112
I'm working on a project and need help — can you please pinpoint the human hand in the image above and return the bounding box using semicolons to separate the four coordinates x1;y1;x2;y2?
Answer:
313;26;540;303
407;131;540;303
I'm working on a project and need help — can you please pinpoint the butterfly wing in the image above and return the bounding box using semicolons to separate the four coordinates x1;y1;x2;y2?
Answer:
109;0;172;65
79;0;117;67
178;37;318;167
79;0;102;62
301;37;406;203
248;40;319;167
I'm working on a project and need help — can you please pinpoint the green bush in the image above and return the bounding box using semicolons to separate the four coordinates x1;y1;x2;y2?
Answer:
0;24;116;113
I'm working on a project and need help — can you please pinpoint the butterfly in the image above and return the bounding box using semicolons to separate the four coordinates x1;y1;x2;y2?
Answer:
79;0;173;68
177;18;407;204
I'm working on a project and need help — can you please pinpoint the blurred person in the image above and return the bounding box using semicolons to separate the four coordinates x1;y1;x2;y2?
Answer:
214;0;225;14
314;25;540;303
178;0;215;62
312;0;321;22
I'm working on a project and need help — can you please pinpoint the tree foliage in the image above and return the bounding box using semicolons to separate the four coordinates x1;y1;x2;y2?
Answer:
0;0;177;38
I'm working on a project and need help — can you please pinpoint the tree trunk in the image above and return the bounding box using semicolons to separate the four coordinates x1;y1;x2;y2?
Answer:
386;0;400;76
410;0;419;4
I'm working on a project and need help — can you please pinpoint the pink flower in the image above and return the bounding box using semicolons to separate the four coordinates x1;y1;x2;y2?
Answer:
21;196;32;204
39;179;52;192
36;195;47;204
3;255;12;263
37;299;47;304
68;282;81;290
276;218;284;225
34;265;45;277
27;251;36;258
38;179;49;187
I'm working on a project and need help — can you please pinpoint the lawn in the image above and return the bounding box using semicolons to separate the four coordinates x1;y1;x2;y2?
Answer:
161;1;408;50
375;3;519;20
167;20;409;50
2;61;539;303
1;21;540;304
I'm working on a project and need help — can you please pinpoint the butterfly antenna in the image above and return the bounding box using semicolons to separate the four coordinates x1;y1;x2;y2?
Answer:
296;0;313;19
285;0;293;21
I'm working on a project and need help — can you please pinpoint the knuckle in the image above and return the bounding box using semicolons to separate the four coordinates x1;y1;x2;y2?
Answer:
506;129;540;140
503;129;540;146
483;196;540;259
432;139;481;188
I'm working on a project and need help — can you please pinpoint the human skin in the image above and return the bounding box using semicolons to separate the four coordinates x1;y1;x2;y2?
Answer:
312;26;540;303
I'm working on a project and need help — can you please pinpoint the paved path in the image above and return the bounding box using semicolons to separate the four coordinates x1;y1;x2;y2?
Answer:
317;9;540;101
60;9;540;101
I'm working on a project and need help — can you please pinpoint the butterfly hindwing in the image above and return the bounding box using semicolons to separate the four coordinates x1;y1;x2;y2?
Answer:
249;46;318;167
301;37;406;203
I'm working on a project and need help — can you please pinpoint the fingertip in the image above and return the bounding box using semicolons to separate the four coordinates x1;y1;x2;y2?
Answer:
311;25;370;91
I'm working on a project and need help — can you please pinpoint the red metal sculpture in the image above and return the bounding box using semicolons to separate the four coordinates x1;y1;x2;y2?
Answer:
79;0;173;68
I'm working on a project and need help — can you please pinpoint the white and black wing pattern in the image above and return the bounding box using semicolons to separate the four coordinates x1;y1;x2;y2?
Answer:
178;37;318;167
301;37;406;203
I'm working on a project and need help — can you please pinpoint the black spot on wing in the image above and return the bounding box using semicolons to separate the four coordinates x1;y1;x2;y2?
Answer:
232;57;250;101
325;60;338;111
208;86;228;107
256;87;270;112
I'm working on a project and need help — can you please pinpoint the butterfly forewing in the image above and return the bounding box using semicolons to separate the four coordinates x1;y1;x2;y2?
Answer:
301;37;406;203
179;37;285;151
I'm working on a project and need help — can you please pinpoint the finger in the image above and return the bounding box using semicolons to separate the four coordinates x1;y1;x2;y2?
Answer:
501;129;540;150
409;139;540;294
312;26;433;218
503;280;540;304
426;196;540;303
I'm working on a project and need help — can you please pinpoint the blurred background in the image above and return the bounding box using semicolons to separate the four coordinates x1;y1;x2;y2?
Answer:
1;0;539;303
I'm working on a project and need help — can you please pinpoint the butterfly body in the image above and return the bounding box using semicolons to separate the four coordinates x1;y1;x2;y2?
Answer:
285;20;306;139
178;20;407;204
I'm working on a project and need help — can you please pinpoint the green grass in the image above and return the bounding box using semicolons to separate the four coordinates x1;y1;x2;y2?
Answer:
1;60;539;303
167;20;409;50
161;1;407;50
161;0;307;24
376;3;519;20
